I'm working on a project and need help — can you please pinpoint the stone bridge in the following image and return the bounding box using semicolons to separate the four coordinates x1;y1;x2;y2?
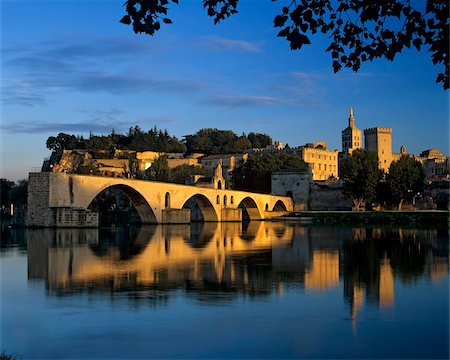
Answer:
27;172;293;227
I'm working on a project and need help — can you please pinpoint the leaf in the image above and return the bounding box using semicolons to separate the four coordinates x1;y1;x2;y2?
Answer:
412;38;422;51
120;15;132;25
163;17;173;24
332;60;342;73
274;14;288;27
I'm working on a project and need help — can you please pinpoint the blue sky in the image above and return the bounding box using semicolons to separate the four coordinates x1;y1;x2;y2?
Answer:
1;0;448;181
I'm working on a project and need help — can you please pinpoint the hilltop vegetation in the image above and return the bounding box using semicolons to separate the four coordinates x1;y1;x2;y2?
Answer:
46;126;273;155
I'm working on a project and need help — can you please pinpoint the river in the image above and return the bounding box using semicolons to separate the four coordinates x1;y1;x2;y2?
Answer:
1;222;448;359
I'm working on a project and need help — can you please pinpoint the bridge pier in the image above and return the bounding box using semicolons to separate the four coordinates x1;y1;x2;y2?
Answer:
161;209;190;224
221;208;242;222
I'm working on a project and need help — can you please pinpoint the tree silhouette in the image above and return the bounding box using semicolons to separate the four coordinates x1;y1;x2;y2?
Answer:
386;155;425;210
339;149;383;211
120;0;448;89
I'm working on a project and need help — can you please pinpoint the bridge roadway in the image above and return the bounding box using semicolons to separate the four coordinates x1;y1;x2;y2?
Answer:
27;172;293;226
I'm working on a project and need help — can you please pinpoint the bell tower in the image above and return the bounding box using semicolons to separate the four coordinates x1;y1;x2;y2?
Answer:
342;106;362;155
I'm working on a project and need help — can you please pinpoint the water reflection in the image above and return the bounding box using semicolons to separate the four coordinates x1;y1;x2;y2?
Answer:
24;223;448;313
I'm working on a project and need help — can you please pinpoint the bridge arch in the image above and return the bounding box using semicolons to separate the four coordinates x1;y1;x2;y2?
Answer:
272;200;287;211
87;184;157;224
238;197;262;221
182;194;218;222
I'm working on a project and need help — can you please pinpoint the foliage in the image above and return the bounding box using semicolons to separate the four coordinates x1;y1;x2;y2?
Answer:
0;179;14;207
339;149;383;210
46;133;83;151
169;164;211;184
0;348;18;360
247;132;273;148
1;179;28;207
45;126;186;154
148;155;170;181
120;0;448;89
183;128;272;154
9;179;28;206
231;152;308;193
386;155;425;210
46;127;272;156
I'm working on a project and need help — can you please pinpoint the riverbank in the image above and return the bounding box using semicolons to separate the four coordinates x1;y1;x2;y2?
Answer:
277;210;449;226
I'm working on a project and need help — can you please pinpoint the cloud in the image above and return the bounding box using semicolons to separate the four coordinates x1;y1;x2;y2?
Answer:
200;95;301;107
1;107;177;135
2;36;205;106
260;71;326;107
2;86;46;107
74;73;203;95
0;121;116;134
194;36;263;53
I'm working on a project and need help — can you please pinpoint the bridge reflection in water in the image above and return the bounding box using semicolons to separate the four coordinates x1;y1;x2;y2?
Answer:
27;223;448;321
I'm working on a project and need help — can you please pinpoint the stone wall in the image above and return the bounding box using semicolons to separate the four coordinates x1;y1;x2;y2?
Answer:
56;208;99;227
27;173;55;227
221;208;242;222
271;172;310;209
161;208;190;224
308;182;352;211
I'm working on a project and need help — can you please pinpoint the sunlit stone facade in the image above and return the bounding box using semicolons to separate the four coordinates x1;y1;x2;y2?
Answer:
341;107;362;155
364;127;393;173
299;144;339;181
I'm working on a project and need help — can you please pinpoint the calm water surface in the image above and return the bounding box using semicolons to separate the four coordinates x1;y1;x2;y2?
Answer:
1;222;448;359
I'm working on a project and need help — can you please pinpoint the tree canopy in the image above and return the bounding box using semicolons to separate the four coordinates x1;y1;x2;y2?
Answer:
120;0;448;89
386;155;425;210
339;149;383;210
46;126;186;153
0;179;28;207
183;128;272;154
46;127;271;156
231;152;308;193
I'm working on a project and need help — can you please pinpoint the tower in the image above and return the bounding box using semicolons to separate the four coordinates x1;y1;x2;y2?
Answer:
341;106;362;155
364;127;393;172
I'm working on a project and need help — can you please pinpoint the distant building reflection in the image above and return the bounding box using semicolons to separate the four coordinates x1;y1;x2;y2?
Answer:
27;223;448;318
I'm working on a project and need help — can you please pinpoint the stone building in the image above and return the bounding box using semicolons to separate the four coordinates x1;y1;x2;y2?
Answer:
200;153;249;182
166;153;202;169
364;127;393;173
341;107;362;155
271;172;351;211
271;171;311;210
418;149;450;179
297;142;339;181
187;161;226;190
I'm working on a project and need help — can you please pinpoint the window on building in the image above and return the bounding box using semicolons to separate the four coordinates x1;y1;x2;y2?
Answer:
230;196;234;204
224;195;227;206
319;164;321;170
216;195;220;204
324;164;327;170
